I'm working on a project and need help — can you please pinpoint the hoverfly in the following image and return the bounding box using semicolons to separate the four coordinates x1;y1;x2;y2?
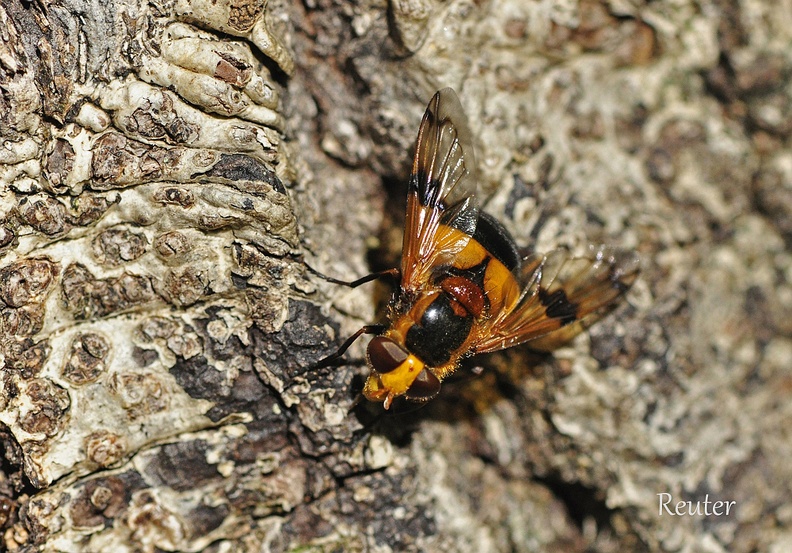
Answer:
316;88;639;410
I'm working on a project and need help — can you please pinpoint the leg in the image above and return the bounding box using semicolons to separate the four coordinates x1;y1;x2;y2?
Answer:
305;264;400;288
315;324;386;368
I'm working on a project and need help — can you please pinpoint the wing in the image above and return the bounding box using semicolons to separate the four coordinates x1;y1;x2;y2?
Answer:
401;88;479;294
472;245;640;354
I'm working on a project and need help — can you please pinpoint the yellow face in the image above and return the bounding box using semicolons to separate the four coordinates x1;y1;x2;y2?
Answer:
363;353;426;410
364;335;442;410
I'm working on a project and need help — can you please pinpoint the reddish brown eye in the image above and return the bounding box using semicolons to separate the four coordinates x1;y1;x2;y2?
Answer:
367;336;409;374
405;368;441;401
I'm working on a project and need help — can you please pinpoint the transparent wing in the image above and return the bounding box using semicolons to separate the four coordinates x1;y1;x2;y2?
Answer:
401;88;479;294
473;246;640;353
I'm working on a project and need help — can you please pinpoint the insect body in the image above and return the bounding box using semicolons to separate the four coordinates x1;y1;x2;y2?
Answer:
320;88;639;410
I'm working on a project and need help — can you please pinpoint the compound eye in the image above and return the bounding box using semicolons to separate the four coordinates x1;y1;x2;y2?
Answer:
405;368;441;402
367;336;409;374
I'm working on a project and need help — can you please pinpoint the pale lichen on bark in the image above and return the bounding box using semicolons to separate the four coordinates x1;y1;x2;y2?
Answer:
1;0;791;552
0;0;327;550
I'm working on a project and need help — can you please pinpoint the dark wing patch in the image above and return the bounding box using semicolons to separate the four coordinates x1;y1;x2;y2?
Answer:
409;88;477;209
537;288;578;326
401;88;479;294
472;246;640;354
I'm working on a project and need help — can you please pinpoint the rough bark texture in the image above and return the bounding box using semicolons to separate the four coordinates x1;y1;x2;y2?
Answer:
0;0;790;551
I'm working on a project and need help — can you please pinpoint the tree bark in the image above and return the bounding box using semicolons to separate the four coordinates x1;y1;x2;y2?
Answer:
1;0;790;551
